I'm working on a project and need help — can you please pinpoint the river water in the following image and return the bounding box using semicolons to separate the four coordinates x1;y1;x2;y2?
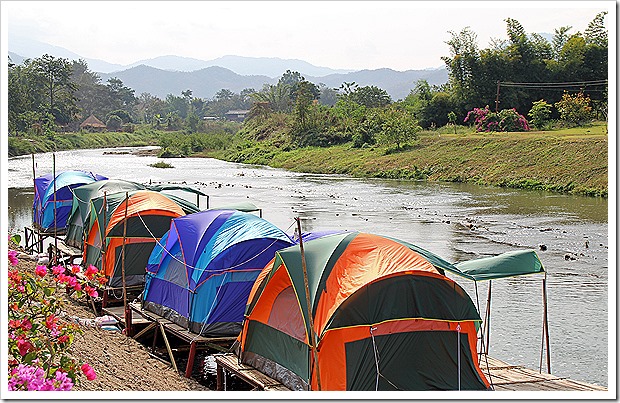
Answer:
6;147;610;387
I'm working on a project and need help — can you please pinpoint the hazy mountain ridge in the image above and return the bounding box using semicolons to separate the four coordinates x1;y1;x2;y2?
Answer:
9;35;448;100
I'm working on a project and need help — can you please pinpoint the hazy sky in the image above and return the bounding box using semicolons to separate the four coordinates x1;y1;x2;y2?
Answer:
2;1;613;71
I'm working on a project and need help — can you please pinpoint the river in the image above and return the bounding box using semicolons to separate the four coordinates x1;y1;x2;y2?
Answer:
6;147;610;387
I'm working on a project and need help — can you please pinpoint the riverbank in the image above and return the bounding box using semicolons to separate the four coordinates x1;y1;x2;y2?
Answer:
205;125;609;198
9;122;608;198
7;129;160;157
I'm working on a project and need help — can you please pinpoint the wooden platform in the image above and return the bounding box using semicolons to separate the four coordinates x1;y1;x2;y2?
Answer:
101;304;151;326
212;353;607;392
481;356;607;391
129;302;238;378
214;353;290;391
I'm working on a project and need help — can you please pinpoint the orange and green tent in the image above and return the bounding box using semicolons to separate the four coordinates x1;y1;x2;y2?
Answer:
83;190;186;287
238;232;491;391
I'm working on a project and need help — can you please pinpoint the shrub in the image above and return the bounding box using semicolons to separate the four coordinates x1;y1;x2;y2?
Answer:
106;115;122;131
7;249;103;391
464;106;529;132
528;100;552;129
554;92;594;126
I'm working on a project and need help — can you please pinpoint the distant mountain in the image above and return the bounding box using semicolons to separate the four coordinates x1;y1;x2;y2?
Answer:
101;64;448;101
100;65;278;99
306;68;448;100
8;36;124;73
126;54;354;77
8;35;448;100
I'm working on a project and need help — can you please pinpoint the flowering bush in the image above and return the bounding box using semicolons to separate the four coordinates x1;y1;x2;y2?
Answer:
7;249;105;391
554;91;594;126
464;106;529;132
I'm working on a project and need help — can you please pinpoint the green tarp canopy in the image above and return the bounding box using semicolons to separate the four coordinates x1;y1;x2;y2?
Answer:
450;249;545;281
146;184;206;196
209;201;261;213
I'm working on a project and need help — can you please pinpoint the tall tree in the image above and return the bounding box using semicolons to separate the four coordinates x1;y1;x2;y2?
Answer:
28;54;78;125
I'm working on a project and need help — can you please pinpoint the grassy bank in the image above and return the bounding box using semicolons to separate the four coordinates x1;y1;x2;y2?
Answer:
7;128;161;157
207;122;608;198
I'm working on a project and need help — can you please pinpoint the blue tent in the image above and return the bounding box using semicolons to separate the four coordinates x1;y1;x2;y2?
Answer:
33;170;108;233
143;209;294;337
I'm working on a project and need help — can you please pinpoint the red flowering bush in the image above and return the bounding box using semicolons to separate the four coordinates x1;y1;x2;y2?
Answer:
7;248;104;391
464;106;529;132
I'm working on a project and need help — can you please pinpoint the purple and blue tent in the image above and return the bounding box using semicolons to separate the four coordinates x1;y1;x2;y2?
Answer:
33;170;108;233
143;209;294;337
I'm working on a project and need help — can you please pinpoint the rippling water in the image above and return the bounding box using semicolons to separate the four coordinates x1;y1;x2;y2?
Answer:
6;147;609;387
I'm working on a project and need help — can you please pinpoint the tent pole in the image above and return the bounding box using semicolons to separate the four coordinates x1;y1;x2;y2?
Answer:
121;192;132;336
542;274;551;374
296;217;321;391
52;153;58;265
484;280;492;355
101;191;108;307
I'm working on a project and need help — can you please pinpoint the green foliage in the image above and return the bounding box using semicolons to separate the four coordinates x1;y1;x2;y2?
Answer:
376;107;421;149
352;109;382;148
554;92;594;126
528;100;553;129
106;115;122;131
464;106;529;132
149;161;174;168
349;85;392;108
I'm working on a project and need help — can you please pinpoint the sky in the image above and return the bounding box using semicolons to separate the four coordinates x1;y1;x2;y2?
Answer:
2;1;615;71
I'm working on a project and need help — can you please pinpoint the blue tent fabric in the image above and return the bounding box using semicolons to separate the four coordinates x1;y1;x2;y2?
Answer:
33;170;107;232
143;209;294;336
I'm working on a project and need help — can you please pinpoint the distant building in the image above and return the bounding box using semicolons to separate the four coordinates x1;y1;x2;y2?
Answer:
224;109;250;122
80;114;106;132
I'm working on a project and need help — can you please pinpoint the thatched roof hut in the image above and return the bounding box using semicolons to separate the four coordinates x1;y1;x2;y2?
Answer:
80;114;106;131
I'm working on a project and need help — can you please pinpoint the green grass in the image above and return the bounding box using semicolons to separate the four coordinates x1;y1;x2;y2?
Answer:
210;121;608;198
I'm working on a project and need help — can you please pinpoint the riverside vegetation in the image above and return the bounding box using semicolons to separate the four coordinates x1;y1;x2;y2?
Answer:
9;119;607;198
8;13;608;198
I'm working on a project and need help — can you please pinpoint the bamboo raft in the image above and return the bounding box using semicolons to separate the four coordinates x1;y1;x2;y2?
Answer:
212;353;607;392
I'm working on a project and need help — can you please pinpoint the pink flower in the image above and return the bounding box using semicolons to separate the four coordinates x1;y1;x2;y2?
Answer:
35;265;47;277
52;265;66;275
17;339;33;356
57;335;69;343
73;282;82;291
8;250;19;266
20;318;32;331
71;265;81;274
84;286;98;298
85;264;99;280
81;363;97;381
45;314;59;330
67;276;78;288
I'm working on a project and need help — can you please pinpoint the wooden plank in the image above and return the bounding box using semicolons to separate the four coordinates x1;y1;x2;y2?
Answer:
159;322;178;373
214;353;289;391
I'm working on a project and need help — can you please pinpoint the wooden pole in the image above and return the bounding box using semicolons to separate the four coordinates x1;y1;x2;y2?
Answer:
52;153;58;264
542;275;551;374
121;192;132;336
101;191;107;287
185;341;197;378
495;81;501;113
296;217;321;391
484;281;492;355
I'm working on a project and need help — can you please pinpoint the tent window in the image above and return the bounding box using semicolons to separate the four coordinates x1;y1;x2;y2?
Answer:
267;286;306;342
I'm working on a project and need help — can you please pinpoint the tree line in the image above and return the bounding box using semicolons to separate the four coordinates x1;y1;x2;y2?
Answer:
8;12;607;149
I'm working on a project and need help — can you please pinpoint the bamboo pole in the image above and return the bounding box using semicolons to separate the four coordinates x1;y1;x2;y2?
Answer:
121;192;131;335
542;275;551;374
484;280;492;355
52;153;58;264
296;218;321;391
